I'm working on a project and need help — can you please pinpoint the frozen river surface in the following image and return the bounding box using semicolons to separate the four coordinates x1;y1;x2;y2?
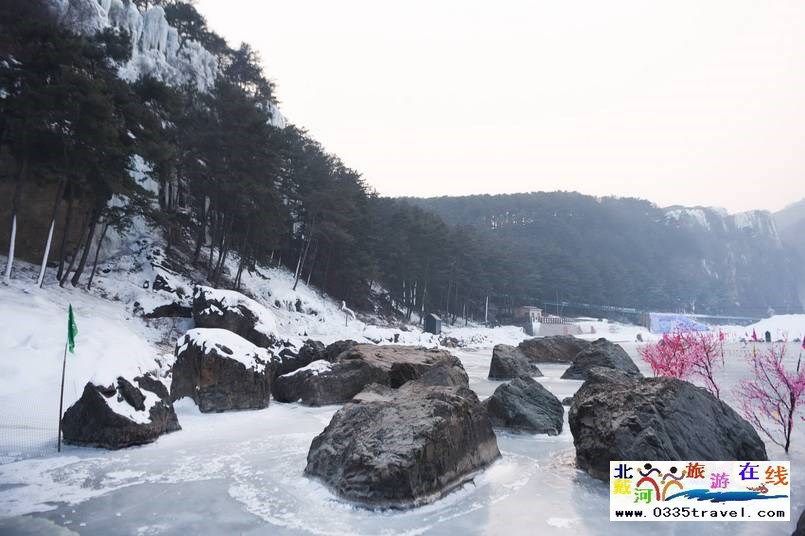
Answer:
1;343;802;535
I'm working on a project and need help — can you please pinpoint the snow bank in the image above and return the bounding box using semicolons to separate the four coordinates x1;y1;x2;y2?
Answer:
178;328;271;373
0;266;172;461
719;315;805;341
0;281;163;406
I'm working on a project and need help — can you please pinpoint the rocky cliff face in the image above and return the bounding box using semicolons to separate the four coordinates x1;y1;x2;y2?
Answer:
774;199;805;308
49;0;217;90
663;206;801;313
46;0;286;127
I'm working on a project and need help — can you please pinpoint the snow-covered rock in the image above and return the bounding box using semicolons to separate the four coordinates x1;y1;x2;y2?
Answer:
61;375;180;449
272;358;385;406
171;328;275;412
272;344;462;406
274;339;326;377
192;286;278;349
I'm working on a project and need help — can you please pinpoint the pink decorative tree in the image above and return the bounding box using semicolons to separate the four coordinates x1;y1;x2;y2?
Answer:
639;329;725;398
686;331;726;399
737;343;805;453
640;331;691;378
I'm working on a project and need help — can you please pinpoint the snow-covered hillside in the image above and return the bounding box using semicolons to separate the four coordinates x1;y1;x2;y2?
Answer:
0;236;526;463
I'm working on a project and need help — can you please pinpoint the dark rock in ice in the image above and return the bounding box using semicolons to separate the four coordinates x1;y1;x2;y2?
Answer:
414;355;469;388
483;376;563;434
323;339;359;361
305;380;500;508
569;368;768;480
517;335;591;363
488;344;542;380
273;344;463;406
561;338;642;380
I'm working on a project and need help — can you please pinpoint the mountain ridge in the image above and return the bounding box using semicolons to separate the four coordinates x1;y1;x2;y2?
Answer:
402;191;803;315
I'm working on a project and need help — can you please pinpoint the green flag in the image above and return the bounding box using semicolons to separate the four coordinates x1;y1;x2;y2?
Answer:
67;304;78;353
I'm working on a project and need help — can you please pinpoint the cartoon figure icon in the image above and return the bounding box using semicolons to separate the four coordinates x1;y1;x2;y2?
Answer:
661;466;684;499
747;483;769;494
636;463;661;500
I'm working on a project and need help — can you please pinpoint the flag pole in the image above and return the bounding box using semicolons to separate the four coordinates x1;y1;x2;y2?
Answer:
57;340;67;453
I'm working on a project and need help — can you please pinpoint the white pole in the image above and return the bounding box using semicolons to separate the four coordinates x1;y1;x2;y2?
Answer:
484;295;489;325
37;219;56;288
4;214;16;283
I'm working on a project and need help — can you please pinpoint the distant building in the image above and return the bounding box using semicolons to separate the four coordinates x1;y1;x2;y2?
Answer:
424;313;441;335
536;314;582;336
513;306;542;336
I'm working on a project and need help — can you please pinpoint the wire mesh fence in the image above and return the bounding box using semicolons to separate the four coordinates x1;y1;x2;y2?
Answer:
0;409;58;464
0;383;80;464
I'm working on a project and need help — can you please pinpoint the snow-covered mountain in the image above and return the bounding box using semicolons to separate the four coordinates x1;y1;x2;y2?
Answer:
664;206;781;245
663;205;801;311
47;0;287;128
774;199;805;307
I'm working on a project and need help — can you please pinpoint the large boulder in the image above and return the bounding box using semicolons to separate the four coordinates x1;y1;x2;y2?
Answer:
192;286;277;348
569;368;768;480
341;344;459;388
275;339;326;377
324;339;359;361
561;338;642;380
272;359;387;406
143;302;193;319
305;381;501;509
62;376;180;449
274;344;464;406
171;328;275;412
517;335;591;363
483;376;564;435
488;344;542;380
415;356;470;388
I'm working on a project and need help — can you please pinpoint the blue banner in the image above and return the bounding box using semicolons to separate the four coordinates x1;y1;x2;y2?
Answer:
649;313;710;334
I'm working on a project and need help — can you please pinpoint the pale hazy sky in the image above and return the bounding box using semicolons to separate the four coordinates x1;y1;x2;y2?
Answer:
196;0;804;213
